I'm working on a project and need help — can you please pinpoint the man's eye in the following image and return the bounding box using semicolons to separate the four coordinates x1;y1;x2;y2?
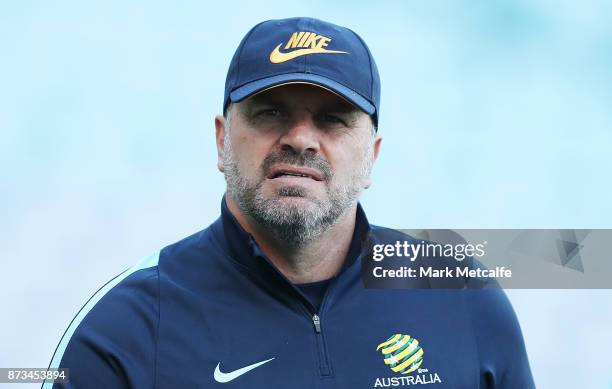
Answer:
320;114;346;125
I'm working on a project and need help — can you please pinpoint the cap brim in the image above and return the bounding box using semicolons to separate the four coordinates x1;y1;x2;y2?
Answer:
229;73;375;115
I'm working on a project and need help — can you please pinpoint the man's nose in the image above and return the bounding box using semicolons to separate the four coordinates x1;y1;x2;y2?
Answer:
278;116;320;155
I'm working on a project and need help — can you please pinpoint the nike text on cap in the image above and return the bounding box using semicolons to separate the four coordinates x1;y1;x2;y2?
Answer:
223;17;381;125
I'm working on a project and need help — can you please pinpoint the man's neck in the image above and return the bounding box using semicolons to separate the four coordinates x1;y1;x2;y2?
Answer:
225;195;357;284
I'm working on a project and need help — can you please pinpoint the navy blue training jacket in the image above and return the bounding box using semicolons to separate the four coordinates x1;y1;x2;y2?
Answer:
45;199;535;388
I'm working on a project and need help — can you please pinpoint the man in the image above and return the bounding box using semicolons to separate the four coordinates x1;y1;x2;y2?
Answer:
45;17;535;388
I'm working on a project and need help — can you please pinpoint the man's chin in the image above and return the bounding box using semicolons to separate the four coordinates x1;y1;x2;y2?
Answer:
267;194;322;209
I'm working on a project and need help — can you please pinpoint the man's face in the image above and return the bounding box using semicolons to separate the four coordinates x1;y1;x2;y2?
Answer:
216;83;381;247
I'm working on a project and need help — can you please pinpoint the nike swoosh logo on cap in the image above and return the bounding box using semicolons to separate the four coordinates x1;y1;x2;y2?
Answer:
269;44;347;63
213;358;275;383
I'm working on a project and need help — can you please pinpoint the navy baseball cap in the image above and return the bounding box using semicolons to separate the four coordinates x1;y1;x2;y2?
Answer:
223;17;381;125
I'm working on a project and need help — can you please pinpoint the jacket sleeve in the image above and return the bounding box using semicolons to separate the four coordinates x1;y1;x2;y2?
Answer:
464;288;536;389
44;265;159;389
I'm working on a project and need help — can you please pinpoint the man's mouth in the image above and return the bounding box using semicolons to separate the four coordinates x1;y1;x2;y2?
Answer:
267;165;324;181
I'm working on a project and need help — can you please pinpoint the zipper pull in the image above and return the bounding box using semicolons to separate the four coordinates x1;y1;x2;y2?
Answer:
312;314;321;333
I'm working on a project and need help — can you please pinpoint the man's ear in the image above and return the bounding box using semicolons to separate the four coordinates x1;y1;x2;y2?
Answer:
215;115;226;173
364;135;382;189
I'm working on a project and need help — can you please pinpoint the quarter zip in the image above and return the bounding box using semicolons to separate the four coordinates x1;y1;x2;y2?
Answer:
311;313;332;376
304;273;342;378
312;314;321;333
249;254;336;378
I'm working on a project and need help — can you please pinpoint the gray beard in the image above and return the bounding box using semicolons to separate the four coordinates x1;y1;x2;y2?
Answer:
223;139;371;250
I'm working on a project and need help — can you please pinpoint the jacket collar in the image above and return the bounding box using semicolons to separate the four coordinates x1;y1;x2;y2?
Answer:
219;195;371;278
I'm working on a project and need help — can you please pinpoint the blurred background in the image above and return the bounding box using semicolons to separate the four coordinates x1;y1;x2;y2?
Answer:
1;1;611;387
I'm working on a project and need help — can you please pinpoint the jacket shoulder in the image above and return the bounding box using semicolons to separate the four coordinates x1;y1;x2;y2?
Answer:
463;289;535;388
46;252;160;388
